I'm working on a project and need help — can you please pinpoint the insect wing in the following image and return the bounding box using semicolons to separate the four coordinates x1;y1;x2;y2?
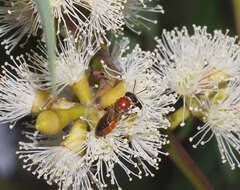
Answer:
95;108;118;137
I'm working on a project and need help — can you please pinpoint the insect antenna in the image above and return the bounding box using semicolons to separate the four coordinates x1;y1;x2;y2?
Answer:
136;88;147;95
132;80;147;95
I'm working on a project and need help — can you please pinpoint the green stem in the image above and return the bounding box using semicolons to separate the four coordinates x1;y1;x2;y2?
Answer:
168;133;214;190
232;0;240;35
35;0;56;95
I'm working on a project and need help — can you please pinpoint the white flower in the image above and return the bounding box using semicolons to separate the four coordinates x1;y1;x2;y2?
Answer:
17;122;139;190
123;0;164;35
49;0;89;35
0;55;44;128
17;130;101;190
0;0;40;54
103;38;176;126
0;0;163;50
78;112;169;190
0;0;90;53
82;0;125;45
153;25;240;125
28;36;99;93
125;115;169;177
16;92;171;190
80;126;137;190
189;82;240;169
83;0;163;45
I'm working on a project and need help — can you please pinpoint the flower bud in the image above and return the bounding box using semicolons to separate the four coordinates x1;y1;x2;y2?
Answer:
36;110;61;135
31;90;50;113
62;120;87;155
98;81;124;109
36;106;86;135
70;73;92;105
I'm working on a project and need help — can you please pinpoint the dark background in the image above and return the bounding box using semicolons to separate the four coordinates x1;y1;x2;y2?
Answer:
0;0;238;190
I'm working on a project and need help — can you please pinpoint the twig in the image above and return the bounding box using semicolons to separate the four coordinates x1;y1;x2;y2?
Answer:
168;133;215;190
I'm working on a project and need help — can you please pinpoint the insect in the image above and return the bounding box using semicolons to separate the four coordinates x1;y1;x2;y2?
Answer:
95;92;142;137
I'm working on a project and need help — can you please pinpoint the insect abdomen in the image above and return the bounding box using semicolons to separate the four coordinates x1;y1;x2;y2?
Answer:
95;110;118;137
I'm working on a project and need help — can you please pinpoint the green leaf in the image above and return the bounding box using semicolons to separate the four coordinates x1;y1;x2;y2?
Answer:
35;0;56;95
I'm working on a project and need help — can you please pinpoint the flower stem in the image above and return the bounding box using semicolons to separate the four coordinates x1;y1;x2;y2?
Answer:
233;0;240;36
168;133;214;190
35;0;56;95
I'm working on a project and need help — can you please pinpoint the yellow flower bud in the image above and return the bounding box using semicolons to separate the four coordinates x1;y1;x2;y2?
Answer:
36;110;61;135
36;106;86;135
50;98;76;110
87;111;100;128
70;72;92;105
31;90;50;113
61;120;87;155
98;81;125;109
56;105;86;127
95;78;116;97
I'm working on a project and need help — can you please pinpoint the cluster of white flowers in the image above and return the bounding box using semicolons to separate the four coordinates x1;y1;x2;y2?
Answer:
0;1;173;186
11;36;174;189
0;0;39;54
153;25;240;169
0;0;240;190
189;82;240;170
0;0;163;52
0;55;44;128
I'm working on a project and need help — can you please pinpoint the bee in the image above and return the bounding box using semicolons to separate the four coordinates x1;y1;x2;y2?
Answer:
95;92;142;137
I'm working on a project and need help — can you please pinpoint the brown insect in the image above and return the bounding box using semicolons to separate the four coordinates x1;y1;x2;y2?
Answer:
95;92;142;137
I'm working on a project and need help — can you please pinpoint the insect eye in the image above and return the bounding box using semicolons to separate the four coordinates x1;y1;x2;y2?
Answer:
125;92;138;104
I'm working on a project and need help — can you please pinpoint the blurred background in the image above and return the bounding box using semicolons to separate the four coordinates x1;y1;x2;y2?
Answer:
0;0;239;190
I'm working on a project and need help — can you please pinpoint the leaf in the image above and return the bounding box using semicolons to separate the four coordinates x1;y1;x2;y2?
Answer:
35;0;56;94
